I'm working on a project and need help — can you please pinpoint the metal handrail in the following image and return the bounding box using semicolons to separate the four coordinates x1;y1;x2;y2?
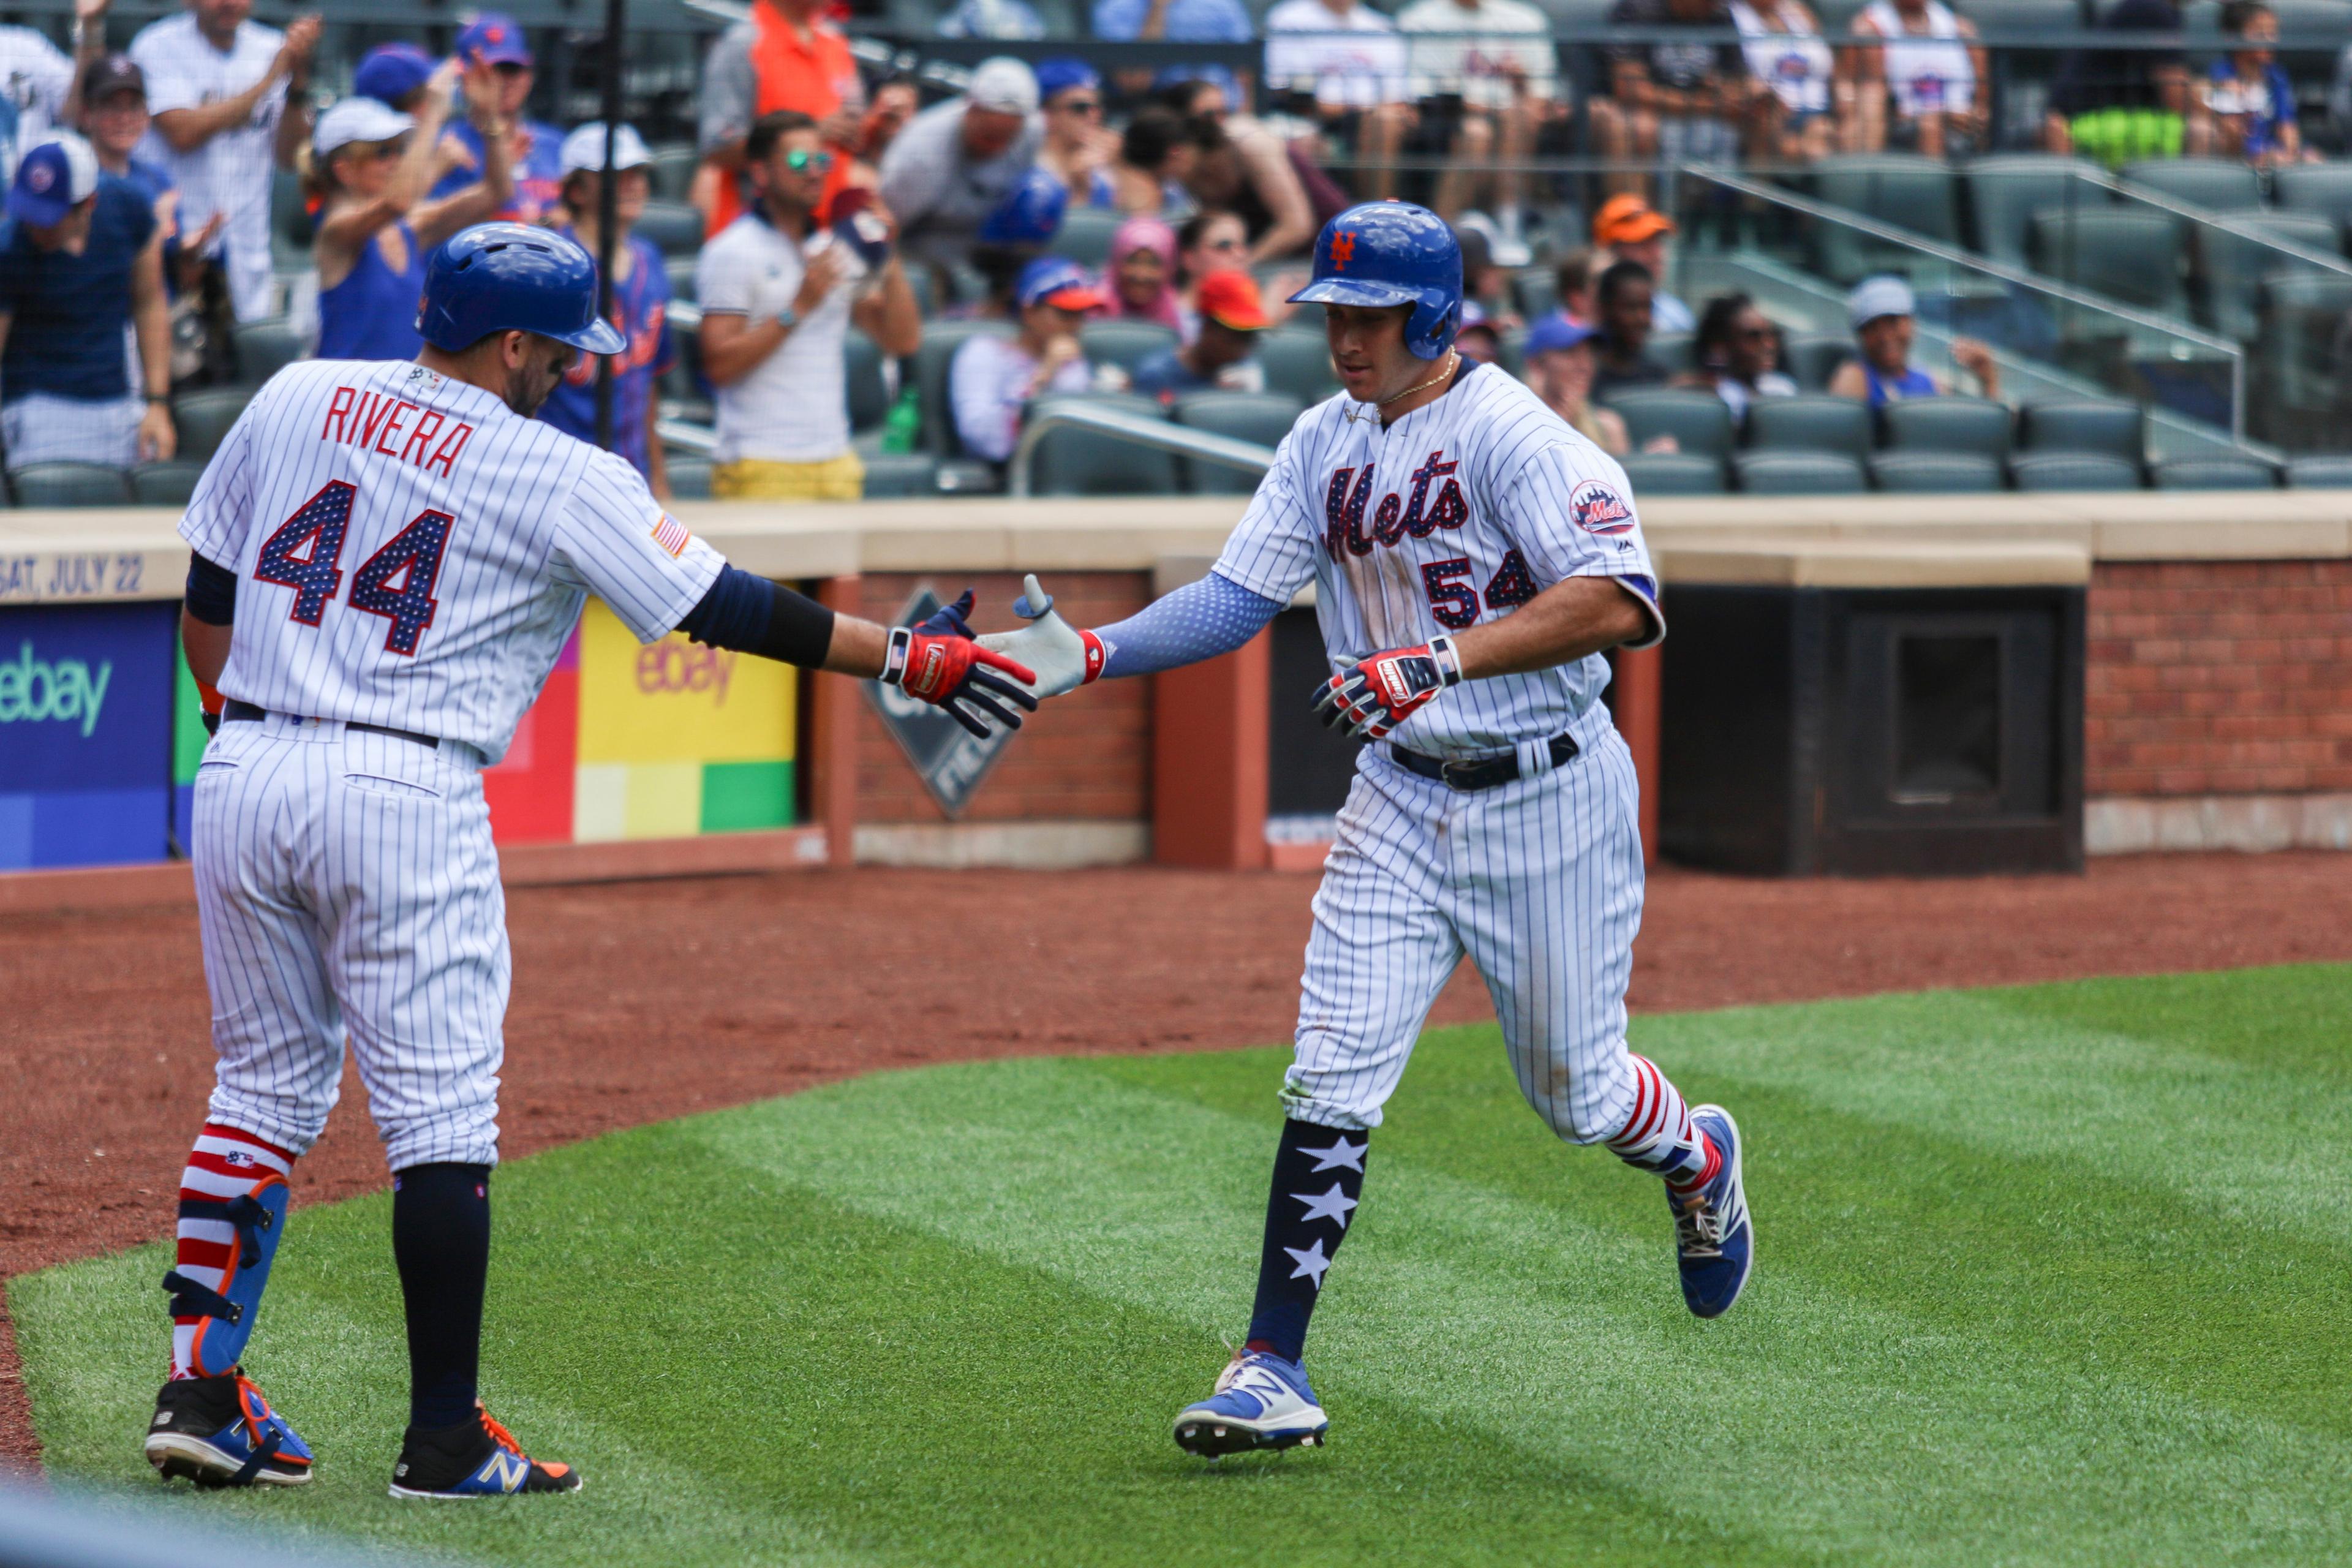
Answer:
1682;165;2248;440
656;417;718;456
1009;402;1276;499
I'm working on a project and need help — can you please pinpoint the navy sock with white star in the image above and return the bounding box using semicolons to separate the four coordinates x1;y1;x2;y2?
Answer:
1243;1118;1370;1364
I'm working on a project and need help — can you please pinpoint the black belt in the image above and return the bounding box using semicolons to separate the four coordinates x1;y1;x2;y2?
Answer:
223;699;440;751
1390;732;1579;792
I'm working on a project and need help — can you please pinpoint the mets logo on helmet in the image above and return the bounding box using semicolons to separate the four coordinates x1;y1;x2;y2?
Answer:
1329;230;1356;270
1569;478;1635;535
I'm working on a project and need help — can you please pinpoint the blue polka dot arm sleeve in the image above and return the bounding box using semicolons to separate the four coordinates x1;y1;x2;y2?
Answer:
1093;569;1286;679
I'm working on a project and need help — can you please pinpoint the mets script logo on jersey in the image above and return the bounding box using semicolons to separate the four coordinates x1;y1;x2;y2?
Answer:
1568;478;1634;535
319;385;477;477
1323;451;1469;559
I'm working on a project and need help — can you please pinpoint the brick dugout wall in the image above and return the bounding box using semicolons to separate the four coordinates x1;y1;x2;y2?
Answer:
2086;560;2352;797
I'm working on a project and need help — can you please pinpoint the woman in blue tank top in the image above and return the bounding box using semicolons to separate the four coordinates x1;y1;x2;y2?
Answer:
311;59;514;362
1827;273;2001;407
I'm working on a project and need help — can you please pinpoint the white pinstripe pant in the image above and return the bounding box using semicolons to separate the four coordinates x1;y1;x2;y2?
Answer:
191;715;509;1171
1284;705;1646;1144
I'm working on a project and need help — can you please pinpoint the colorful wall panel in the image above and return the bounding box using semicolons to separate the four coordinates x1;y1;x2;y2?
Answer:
481;624;580;845
0;601;178;870
570;601;796;842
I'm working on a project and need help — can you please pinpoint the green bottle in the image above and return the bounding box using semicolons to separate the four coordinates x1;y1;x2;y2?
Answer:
880;387;921;454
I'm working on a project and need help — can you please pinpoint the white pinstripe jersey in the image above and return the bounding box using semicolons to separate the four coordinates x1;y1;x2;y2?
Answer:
1212;361;1665;756
181;359;723;764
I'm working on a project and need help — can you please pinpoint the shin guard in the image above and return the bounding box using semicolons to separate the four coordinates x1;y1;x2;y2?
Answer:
164;1169;290;1376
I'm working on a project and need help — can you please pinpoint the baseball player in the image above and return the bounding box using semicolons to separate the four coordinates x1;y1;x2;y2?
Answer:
146;223;1033;1498
984;202;1751;1457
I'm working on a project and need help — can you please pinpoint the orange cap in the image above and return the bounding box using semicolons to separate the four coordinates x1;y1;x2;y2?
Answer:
1196;269;1270;331
1593;194;1675;246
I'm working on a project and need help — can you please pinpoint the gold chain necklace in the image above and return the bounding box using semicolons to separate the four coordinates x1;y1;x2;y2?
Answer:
1346;350;1461;423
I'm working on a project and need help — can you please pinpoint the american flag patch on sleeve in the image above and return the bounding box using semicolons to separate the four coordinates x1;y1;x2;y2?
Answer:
650;513;692;557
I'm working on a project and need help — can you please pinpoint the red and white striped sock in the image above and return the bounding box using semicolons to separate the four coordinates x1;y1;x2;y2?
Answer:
1604;1055;1720;1192
168;1122;295;1381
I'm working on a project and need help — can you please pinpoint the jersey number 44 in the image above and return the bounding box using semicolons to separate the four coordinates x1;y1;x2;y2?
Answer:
253;480;454;657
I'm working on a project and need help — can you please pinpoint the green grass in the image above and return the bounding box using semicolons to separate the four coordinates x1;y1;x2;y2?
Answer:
17;964;2352;1567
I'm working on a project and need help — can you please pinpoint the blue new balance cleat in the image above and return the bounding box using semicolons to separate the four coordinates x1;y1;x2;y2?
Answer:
388;1402;582;1499
1173;1350;1329;1457
1667;1105;1753;1319
145;1369;314;1487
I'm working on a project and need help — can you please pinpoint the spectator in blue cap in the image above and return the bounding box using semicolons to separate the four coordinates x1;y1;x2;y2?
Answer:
1035;58;1118;208
432;12;565;223
353;42;435;111
1522;312;1632;456
965;164;1069;321
0;133;176;471
951;255;1102;461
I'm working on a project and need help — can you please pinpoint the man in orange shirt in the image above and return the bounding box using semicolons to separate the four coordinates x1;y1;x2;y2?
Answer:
696;0;863;232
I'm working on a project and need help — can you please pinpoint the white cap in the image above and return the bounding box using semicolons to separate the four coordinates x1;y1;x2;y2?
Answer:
967;56;1040;116
559;121;654;177
1848;273;1917;329
314;96;415;157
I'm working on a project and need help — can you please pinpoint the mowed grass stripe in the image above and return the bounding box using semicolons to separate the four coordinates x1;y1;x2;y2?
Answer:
699;1049;2352;1566
15;966;2352;1567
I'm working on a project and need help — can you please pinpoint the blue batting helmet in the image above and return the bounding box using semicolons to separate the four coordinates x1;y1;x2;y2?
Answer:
1287;201;1462;360
978;165;1068;249
416;223;626;355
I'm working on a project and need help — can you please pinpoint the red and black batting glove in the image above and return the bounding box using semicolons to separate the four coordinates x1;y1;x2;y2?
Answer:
1312;636;1464;740
883;589;1040;739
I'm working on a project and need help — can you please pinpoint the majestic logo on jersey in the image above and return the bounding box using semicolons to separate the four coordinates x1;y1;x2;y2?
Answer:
318;385;477;478
1567;479;1634;535
1322;451;1469;559
650;513;690;558
1329;230;1357;271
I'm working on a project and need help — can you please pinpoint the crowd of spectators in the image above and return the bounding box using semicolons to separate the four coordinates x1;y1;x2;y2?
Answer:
2;0;2348;500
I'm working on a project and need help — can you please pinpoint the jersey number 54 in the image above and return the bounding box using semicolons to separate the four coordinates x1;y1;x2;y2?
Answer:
252;480;454;657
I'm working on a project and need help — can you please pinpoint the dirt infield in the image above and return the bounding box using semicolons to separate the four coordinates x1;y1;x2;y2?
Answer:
8;850;2351;1475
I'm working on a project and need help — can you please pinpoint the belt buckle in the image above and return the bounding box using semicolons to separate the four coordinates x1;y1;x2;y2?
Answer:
1439;757;1482;791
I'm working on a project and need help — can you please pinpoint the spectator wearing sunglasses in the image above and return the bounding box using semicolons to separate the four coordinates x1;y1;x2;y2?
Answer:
698;108;922;501
878;56;1044;274
1174;207;1249;342
431;13;565;224
1036;58;1119;208
1675;292;1795;424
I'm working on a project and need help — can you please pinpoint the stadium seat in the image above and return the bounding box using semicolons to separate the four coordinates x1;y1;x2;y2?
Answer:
1782;331;1853;392
1510;266;1558;320
861;452;942;497
10;462;131;507
1963;154;2108;270
2272;163;2352;235
1733;451;1866;494
2266;0;2352;42
1869;451;2004;491
1022;393;1180;496
1605;388;1735;458
2029;207;2187;315
130;460;203;506
2198;211;2343;339
1050;206;1123;268
1620;451;1726;494
663;318;712;424
1079;319;1180;374
844;329;889;433
2009;451;2141;489
1493;326;1526;378
666;255;696;304
172;387;253;461
1258;330;1342;404
2152;456;2278;489
635;200;705;257
232;317;306;385
1648;331;1694;372
648;143;699;202
2119;157;2260;213
665;458;713;499
1879;394;2013;459
1808;155;1960;282
1745;394;1871;462
2017;397;2143;459
2285;454;2352;487
913;319;1015;457
1172;390;1302;494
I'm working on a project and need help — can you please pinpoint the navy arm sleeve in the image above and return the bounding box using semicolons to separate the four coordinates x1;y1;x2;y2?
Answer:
1093;569;1286;679
184;553;237;627
676;564;837;668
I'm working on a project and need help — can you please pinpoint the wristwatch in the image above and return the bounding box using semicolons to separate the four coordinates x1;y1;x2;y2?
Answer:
775;305;800;331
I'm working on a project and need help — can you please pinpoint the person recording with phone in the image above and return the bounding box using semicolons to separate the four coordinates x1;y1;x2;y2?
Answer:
695;108;920;502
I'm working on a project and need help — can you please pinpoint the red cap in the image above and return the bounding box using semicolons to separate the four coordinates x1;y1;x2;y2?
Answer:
1196;269;1269;332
